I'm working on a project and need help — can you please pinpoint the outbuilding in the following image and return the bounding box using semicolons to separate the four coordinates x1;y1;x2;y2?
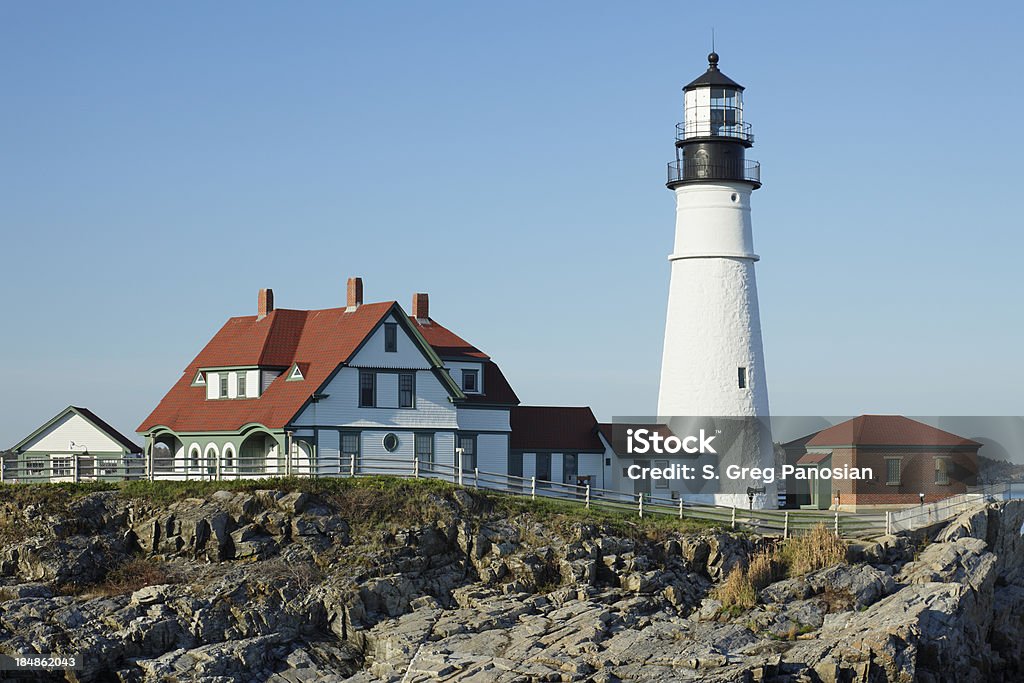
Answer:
782;415;980;510
2;406;143;483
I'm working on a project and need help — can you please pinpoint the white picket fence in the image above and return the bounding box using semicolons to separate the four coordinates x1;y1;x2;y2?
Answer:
2;451;1007;540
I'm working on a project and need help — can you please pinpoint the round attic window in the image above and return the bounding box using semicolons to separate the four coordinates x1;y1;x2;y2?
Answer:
383;433;399;453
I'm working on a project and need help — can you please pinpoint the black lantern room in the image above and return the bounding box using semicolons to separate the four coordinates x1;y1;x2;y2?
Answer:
667;53;761;189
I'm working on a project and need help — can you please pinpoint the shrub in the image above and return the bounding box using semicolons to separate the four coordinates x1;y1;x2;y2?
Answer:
105;556;173;593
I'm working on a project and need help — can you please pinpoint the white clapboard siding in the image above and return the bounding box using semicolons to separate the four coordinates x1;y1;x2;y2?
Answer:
434;432;456;471
261;370;282;393
359;430;414;474
579;453;604;489
20;412;128;453
350;312;433;369
319;430;341;475
523;453;536;480
476;434;508;476
376;373;399;409
292;368;457;429
246;370;260;398
456;408;511;432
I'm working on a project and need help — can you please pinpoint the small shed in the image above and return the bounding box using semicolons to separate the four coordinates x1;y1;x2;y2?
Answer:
3;406;143;483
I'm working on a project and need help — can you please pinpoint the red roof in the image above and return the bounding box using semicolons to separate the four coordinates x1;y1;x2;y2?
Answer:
461;361;519;406
139;300;520;434
805;415;982;449
138;303;394;433
511;406;604;451
410;317;488;360
408;316;518;405
796;451;832;465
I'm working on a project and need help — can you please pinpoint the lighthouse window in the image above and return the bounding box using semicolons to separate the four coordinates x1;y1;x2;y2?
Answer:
710;108;738;125
738;367;747;389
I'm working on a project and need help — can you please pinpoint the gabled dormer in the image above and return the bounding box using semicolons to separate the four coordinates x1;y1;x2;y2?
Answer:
203;367;261;400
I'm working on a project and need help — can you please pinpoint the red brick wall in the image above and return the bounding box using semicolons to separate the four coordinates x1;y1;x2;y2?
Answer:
843;447;978;506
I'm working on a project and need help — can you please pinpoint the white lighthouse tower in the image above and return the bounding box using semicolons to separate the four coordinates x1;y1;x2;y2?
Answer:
657;53;775;508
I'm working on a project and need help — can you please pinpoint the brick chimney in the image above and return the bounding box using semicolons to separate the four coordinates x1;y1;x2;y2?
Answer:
346;277;363;311
412;293;429;321
258;288;274;320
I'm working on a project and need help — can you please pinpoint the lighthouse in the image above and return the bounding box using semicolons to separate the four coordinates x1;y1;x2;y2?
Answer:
657;53;775;508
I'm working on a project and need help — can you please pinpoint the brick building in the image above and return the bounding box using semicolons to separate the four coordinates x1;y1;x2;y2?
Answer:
782;415;980;510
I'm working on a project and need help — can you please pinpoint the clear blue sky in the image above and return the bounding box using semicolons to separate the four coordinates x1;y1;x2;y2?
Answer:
3;2;1023;448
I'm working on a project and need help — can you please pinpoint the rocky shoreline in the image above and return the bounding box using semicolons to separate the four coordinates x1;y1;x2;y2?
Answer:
1;482;1023;682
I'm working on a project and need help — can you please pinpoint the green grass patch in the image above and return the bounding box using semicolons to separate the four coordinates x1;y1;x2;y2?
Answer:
2;476;723;540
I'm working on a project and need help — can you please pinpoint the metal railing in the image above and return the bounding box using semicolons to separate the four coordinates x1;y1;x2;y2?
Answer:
667;159;760;186
0;455;146;483
886;483;1009;534
676;120;754;143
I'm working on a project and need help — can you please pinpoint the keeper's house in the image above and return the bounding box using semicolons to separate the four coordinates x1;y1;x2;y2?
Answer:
137;278;524;480
782;415;981;510
2;406;143;483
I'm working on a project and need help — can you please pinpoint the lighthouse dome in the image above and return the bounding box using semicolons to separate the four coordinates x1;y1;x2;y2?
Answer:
683;52;745;92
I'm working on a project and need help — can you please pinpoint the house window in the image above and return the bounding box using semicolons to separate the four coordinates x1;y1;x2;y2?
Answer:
738;367;747;389
359;371;376;407
458;434;477;472
220;373;229;398
536;452;551;486
26;458;45;478
203;444;219;472
563;453;578;484
508;452;523;481
189;445;202;469
223;444;235;469
384;323;398;352
51;455;73;479
399;372;415;408
415;433;434;466
654;459;669;489
237;373;247;398
935;457;950;485
342;432;360;470
383;433;399;453
885;457;902;486
462;369;479;392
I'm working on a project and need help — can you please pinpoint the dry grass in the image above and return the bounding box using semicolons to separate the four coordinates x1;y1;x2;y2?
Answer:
780;523;847;576
714;564;757;611
746;549;781;590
